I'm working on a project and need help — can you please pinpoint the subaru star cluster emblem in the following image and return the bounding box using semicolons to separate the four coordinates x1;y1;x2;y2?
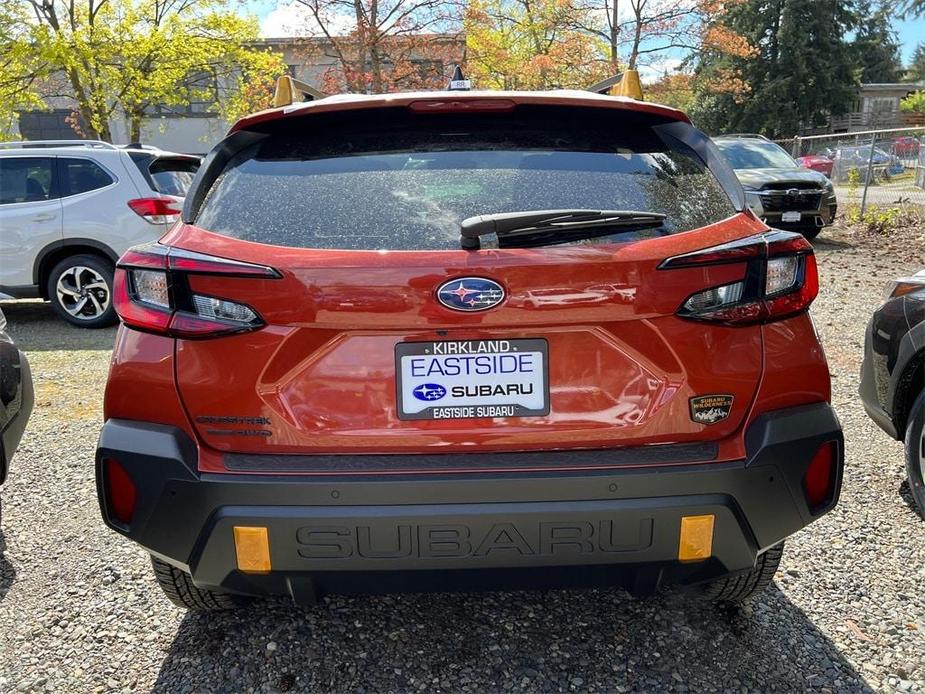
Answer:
437;277;506;312
412;383;447;402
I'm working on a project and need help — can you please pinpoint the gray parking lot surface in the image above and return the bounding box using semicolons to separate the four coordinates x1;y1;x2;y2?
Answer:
0;225;923;693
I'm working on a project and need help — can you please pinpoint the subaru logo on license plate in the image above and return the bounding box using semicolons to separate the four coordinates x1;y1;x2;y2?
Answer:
437;277;505;312
412;383;446;401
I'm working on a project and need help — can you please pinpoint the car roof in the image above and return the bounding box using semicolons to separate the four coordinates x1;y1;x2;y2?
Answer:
712;133;772;141
229;89;691;134
0;141;199;159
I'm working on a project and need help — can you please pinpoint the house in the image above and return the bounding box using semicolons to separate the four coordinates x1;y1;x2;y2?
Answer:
799;82;925;135
11;34;465;154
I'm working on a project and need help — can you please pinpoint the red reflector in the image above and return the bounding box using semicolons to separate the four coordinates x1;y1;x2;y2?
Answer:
803;441;837;511
105;457;137;524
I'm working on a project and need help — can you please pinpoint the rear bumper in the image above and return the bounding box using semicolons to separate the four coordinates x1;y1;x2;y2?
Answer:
761;202;837;230
96;403;843;602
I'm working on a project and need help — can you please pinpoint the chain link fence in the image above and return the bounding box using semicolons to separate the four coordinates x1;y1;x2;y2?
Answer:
775;127;925;218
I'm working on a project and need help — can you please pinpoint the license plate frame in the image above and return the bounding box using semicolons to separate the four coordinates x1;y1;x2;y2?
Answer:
395;338;550;421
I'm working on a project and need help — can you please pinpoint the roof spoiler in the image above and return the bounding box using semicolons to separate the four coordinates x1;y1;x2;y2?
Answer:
586;69;643;100
273;75;327;107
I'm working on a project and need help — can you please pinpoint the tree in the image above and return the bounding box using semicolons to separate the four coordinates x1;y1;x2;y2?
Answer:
898;0;925;15
465;0;609;90
0;0;285;142
689;0;858;137
905;42;925;82
646;71;695;110
852;0;902;83
0;2;45;138
292;0;463;93
900;90;925;112
574;0;752;73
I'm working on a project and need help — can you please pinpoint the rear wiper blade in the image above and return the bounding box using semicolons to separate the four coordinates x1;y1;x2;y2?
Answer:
460;209;667;249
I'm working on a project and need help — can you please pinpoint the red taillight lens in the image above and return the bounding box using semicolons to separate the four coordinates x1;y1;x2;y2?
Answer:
127;197;182;225
803;441;837;512
663;231;818;326
104;457;137;525
113;243;278;338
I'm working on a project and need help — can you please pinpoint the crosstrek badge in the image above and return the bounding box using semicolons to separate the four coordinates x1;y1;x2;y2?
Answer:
690;395;734;424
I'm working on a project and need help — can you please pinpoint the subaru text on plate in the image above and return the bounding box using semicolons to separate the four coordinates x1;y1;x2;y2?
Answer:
96;73;844;611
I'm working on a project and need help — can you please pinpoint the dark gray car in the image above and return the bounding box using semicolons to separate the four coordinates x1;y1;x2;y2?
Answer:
0;308;34;524
714;135;837;240
860;269;925;515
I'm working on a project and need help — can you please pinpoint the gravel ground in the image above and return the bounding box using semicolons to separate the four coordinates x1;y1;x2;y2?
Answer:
0;224;923;693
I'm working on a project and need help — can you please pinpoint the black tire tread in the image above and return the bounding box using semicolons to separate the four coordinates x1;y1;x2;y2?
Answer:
903;390;925;517
150;556;249;611
702;542;784;602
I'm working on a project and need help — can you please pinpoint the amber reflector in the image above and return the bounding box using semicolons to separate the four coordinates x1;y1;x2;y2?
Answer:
233;526;272;574
678;514;715;562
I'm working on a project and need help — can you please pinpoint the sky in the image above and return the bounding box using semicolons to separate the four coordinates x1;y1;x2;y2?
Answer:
896;15;925;62
250;1;925;66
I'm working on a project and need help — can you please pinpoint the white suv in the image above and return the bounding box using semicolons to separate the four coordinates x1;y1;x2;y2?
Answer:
0;141;200;327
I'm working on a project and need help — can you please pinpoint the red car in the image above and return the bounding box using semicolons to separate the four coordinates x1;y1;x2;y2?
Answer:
892;136;921;156
796;153;834;177
96;87;843;611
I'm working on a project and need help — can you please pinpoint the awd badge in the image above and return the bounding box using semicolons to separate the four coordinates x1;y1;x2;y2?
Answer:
690;395;734;424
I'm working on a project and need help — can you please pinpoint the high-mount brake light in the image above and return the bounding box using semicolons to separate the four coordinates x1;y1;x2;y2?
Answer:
408;99;516;113
113;243;280;338
661;231;818;326
127;197;182;225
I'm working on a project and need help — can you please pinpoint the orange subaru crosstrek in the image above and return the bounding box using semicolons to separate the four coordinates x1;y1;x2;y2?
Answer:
96;87;843;610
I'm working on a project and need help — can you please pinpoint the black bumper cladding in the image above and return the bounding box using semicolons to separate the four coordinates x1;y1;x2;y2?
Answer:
96;403;843;602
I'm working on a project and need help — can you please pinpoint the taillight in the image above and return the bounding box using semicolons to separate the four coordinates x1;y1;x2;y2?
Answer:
127;197;182;225
803;441;838;513
661;231;819;326
104;457;137;525
113;243;280;339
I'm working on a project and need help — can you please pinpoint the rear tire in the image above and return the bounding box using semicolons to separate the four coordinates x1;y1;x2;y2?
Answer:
701;542;784;602
46;254;117;328
904;390;925;517
150;556;252;611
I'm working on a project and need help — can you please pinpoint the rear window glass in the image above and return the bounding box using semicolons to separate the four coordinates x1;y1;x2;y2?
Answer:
59;157;114;195
149;158;199;196
195;109;735;251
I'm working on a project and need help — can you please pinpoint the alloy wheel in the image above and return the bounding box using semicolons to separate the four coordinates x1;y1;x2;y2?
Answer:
55;265;111;320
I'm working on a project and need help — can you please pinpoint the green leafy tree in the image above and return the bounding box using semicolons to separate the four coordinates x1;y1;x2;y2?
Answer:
905;42;925;82
689;0;858;137
900;90;925;112
852;0;902;83
0;2;47;138
1;0;285;142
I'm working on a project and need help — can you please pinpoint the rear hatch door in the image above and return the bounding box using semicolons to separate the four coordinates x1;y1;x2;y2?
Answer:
168;103;762;464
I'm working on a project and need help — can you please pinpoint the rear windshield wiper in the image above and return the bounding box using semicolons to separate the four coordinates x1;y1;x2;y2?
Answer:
460;209;667;249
